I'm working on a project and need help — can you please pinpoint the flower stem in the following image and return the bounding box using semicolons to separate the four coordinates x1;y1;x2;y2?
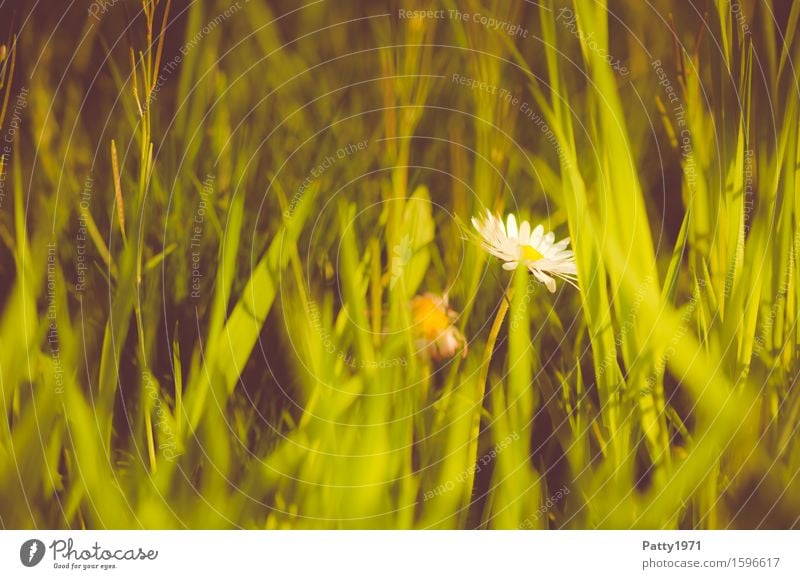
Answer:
461;282;514;516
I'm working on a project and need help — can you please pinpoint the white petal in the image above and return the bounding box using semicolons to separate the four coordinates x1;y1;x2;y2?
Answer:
488;248;517;262
502;261;519;270
529;268;555;292
471;216;481;231
557;261;578;275
531;224;544;244
518;220;531;244
506;213;518;239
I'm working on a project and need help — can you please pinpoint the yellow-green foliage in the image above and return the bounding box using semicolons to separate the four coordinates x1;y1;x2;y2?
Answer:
0;0;799;529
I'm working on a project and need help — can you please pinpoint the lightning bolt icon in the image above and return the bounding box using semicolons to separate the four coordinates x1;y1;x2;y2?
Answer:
28;542;38;562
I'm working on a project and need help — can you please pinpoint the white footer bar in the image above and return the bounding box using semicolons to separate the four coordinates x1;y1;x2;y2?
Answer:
1;531;797;578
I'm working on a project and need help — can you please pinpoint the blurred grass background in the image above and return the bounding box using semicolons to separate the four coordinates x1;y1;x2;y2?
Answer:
0;0;799;529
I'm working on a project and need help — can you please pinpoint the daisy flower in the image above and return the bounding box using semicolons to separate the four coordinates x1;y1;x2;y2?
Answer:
411;293;468;361
471;210;577;293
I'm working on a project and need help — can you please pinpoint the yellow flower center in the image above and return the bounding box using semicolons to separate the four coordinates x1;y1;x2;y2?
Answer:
520;244;544;263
